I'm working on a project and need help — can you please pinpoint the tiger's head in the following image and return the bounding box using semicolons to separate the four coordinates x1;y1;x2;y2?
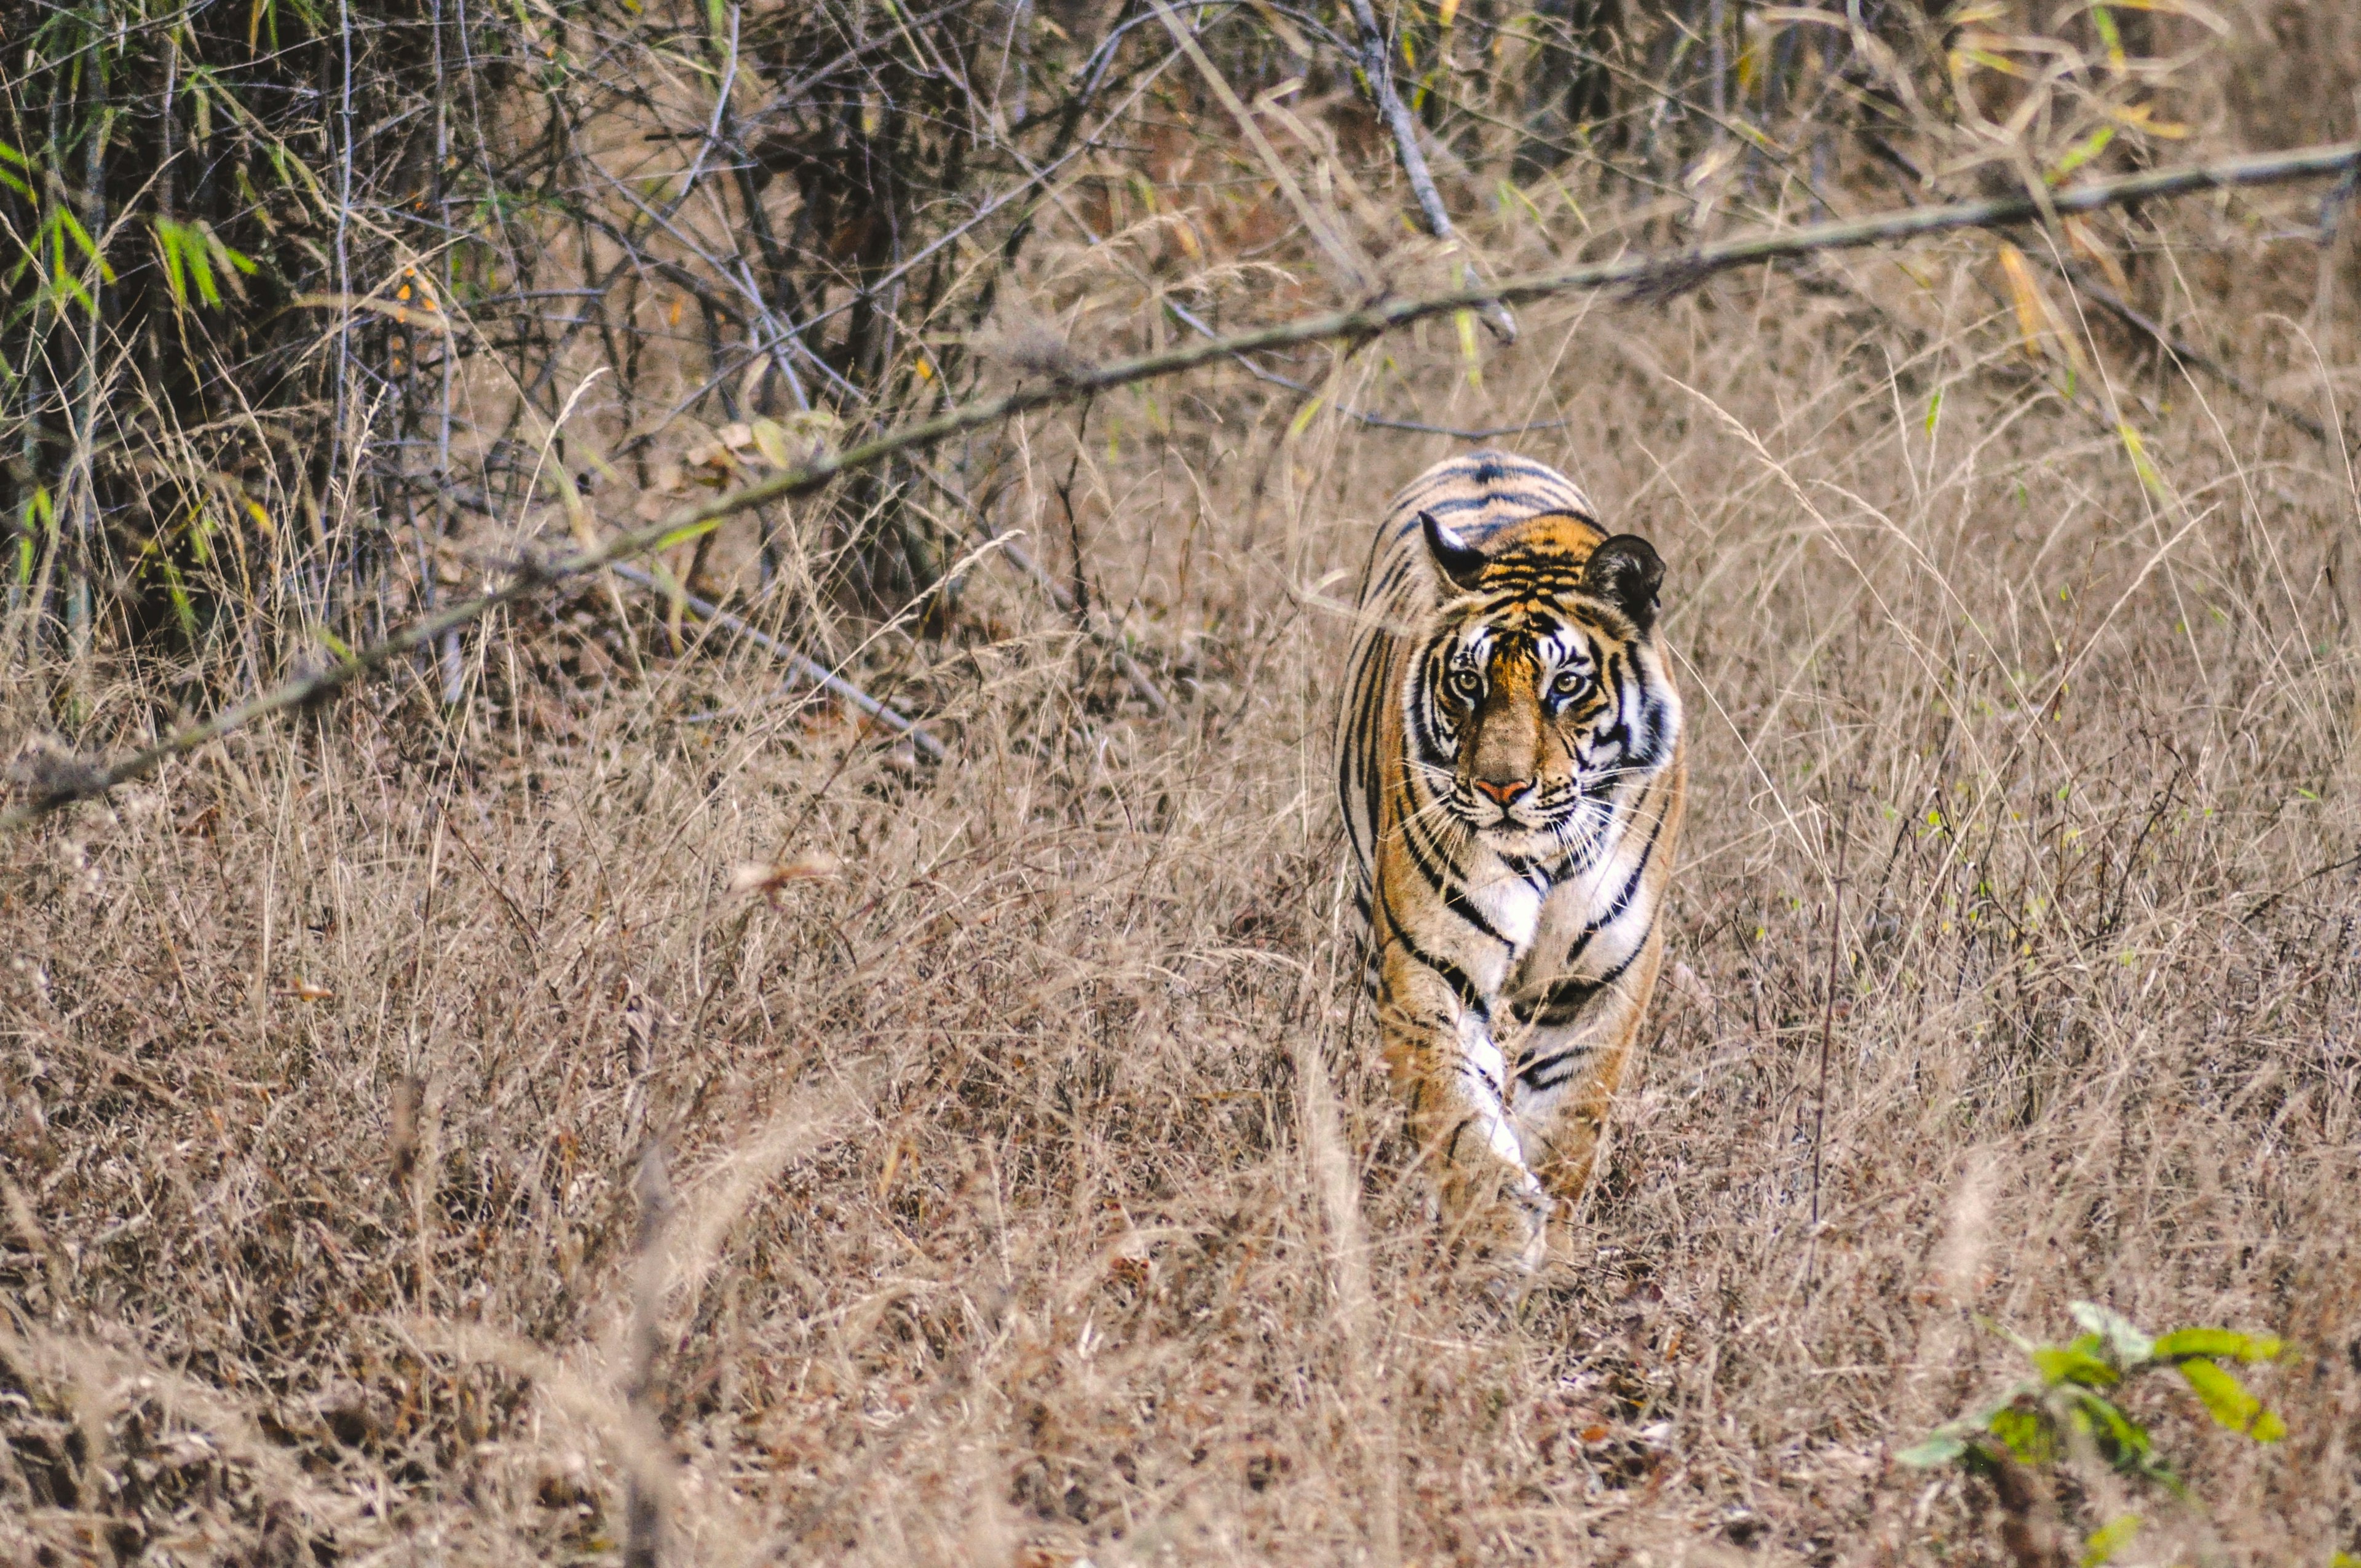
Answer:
1409;509;1680;855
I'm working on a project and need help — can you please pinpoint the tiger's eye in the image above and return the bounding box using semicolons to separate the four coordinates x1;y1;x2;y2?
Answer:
1449;669;1482;700
1553;669;1588;697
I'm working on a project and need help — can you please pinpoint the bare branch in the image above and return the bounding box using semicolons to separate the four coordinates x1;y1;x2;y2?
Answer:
2049;255;2335;446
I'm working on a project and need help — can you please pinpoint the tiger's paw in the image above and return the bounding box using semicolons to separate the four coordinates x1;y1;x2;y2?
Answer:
1436;1173;1552;1277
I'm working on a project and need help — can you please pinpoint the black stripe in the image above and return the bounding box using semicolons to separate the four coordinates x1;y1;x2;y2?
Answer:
1560;810;1666;968
1532;944;1644;1029
1512;942;1648;1056
1376;882;1488;1018
1418;490;1566;519
1398;809;1513;949
1409;455;1586;495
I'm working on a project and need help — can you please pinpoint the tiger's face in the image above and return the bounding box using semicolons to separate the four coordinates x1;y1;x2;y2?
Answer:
1410;513;1677;856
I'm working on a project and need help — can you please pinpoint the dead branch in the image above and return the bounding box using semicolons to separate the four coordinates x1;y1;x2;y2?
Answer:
4;136;2353;832
1161;297;1565;438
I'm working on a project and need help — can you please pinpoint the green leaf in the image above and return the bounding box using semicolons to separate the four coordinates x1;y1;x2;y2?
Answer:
1895;1430;1969;1468
2033;1339;2122;1389
1455;309;1482;390
2066;1390;2172;1489
2152;1327;2284;1364
2090;4;2126;68
647;517;720;553
2116;422;2167;498
2082;1514;2140;1567
53;205;117;285
2070;1302;2154;1364
2178;1359;2284;1441
1987;1402;2058;1465
2049;124;2116;183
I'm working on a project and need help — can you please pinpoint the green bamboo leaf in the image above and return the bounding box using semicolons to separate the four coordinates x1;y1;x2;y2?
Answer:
2151;1328;2284;1364
2090;4;2126;68
2033;1340;2122;1389
54;205;117;284
205;224;258;277
2178;1359;2284;1441
1895;1430;1969;1468
648;517;720;554
154;218;191;309
2049;124;2117;184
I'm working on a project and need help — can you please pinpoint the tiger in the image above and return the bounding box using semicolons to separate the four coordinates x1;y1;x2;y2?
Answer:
1337;449;1687;1270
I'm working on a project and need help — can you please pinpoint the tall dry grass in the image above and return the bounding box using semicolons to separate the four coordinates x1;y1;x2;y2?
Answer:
6;1;2361;1564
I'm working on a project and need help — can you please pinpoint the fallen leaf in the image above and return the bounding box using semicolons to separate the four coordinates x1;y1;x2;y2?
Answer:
729;852;844;905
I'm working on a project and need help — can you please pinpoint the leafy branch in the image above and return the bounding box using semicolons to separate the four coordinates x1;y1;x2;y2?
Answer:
1901;1302;2288;1567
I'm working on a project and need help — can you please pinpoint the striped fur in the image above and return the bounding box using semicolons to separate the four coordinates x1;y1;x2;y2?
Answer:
1337;449;1686;1269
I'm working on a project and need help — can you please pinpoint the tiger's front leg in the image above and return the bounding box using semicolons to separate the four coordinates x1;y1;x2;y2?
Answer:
1505;919;1671;1238
1374;952;1550;1271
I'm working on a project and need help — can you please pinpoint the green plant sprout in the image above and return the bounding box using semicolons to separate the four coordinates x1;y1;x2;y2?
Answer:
1900;1302;2288;1565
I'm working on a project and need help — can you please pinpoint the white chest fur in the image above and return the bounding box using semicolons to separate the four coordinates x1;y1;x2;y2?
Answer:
1461;849;1545;956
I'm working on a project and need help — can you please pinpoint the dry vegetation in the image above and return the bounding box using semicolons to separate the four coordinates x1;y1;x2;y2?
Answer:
5;0;2361;1564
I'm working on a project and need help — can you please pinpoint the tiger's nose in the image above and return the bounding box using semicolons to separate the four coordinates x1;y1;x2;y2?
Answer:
1471;777;1533;806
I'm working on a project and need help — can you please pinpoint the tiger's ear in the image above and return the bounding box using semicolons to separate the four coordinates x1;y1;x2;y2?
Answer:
1581;534;1664;633
1420;511;1490;593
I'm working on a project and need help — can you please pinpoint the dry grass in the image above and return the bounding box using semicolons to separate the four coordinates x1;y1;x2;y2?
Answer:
7;7;2361;1567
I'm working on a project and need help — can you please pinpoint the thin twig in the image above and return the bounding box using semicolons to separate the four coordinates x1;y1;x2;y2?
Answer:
603;563;947;761
1150;0;1370;288
1340;0;1516;341
1809;794;1853;1269
4;138;2355;830
908;462;1171;715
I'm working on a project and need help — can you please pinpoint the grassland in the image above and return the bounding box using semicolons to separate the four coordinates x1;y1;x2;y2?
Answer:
5;4;2360;1564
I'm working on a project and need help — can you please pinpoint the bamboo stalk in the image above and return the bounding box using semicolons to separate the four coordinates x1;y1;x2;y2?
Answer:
6;137;2355;830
